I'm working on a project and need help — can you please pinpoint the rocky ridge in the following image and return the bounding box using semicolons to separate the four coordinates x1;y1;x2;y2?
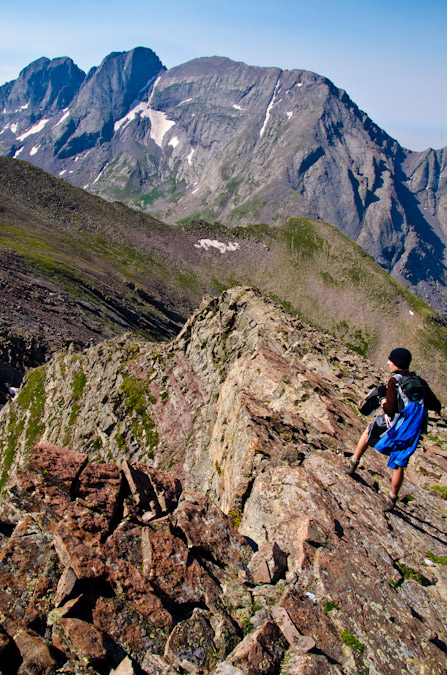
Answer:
1;49;447;309
0;288;447;673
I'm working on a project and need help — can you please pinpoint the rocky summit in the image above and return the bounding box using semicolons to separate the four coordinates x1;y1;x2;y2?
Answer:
0;48;447;310
0;287;446;674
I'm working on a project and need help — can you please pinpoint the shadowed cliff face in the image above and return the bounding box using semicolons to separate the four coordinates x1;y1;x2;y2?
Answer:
0;288;446;673
1;49;447;310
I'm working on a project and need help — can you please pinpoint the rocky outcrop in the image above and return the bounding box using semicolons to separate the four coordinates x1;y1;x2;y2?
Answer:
1;419;447;675
1;288;447;672
2;286;446;485
1;49;446;309
0;444;252;674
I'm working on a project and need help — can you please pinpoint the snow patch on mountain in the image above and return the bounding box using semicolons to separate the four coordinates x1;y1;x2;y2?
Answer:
53;111;70;128
30;145;40;156
194;239;240;253
13;147;24;158
260;78;281;138
233;104;245;111
93;165;107;185
178;98;192;106
17;119;49;141
187;148;195;166
148;76;161;106
114;102;151;132
148;110;175;147
169;136;179;149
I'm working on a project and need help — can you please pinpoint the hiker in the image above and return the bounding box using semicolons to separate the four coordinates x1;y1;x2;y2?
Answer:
345;348;441;512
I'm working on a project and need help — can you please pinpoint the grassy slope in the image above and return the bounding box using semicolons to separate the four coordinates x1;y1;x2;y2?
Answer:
1;157;446;401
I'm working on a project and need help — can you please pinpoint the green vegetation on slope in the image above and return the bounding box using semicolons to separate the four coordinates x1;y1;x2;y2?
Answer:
1;157;447;402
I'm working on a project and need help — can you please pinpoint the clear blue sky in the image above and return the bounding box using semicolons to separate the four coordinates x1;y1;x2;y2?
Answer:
1;0;446;151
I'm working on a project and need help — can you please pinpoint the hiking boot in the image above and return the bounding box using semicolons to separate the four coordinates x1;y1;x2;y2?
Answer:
383;493;398;513
344;458;359;476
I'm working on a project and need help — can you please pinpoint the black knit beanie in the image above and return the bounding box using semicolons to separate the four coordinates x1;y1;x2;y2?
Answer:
389;348;412;370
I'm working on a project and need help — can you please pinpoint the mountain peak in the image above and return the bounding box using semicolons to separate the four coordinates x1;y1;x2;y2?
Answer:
1;48;446;310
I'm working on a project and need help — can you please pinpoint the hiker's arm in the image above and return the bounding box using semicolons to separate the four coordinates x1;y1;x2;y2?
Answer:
382;378;398;416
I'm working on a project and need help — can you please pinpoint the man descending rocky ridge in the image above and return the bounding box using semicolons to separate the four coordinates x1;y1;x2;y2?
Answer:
0;287;446;673
1;48;447;310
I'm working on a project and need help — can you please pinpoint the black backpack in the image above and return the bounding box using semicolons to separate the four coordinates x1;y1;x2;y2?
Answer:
395;373;425;411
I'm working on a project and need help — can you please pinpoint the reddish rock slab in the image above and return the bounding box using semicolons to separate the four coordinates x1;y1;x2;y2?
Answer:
52;617;107;666
12;626;56;672
30;443;88;494
247;542;287;584
11;469;73;524
92;596;169;662
224;619;288;674
0;515;59;625
174;491;253;570
53;566;78;608
75;462;123;533
53;522;105;580
279;589;345;666
270;606;315;653
164;608;216;672
122;461;182;520
103;523;172;627
142;527;210;606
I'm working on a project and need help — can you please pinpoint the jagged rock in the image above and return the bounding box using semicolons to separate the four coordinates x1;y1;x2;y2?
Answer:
10;626;56;673
279;653;343;675
174;491;253;570
247;542;287;585
279;590;346;666
110;657;137;675
141;526;213;605
75;462;122;534
1;289;447;674
53;522;105;579
220;619;288;674
122;461;181;521
164;608;216;672
30;443;88;493
269;606;315;653
53;567;78;608
92;595;167;664
52;618;107;666
140;652;179;675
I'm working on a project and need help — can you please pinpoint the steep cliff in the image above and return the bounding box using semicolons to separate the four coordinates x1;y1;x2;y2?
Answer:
0;289;446;674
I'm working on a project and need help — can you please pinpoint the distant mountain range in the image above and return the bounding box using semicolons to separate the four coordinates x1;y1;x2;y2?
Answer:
0;47;446;310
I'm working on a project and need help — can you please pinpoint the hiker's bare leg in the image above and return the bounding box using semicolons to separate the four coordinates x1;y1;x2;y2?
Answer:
391;466;404;496
353;428;370;461
345;427;370;475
